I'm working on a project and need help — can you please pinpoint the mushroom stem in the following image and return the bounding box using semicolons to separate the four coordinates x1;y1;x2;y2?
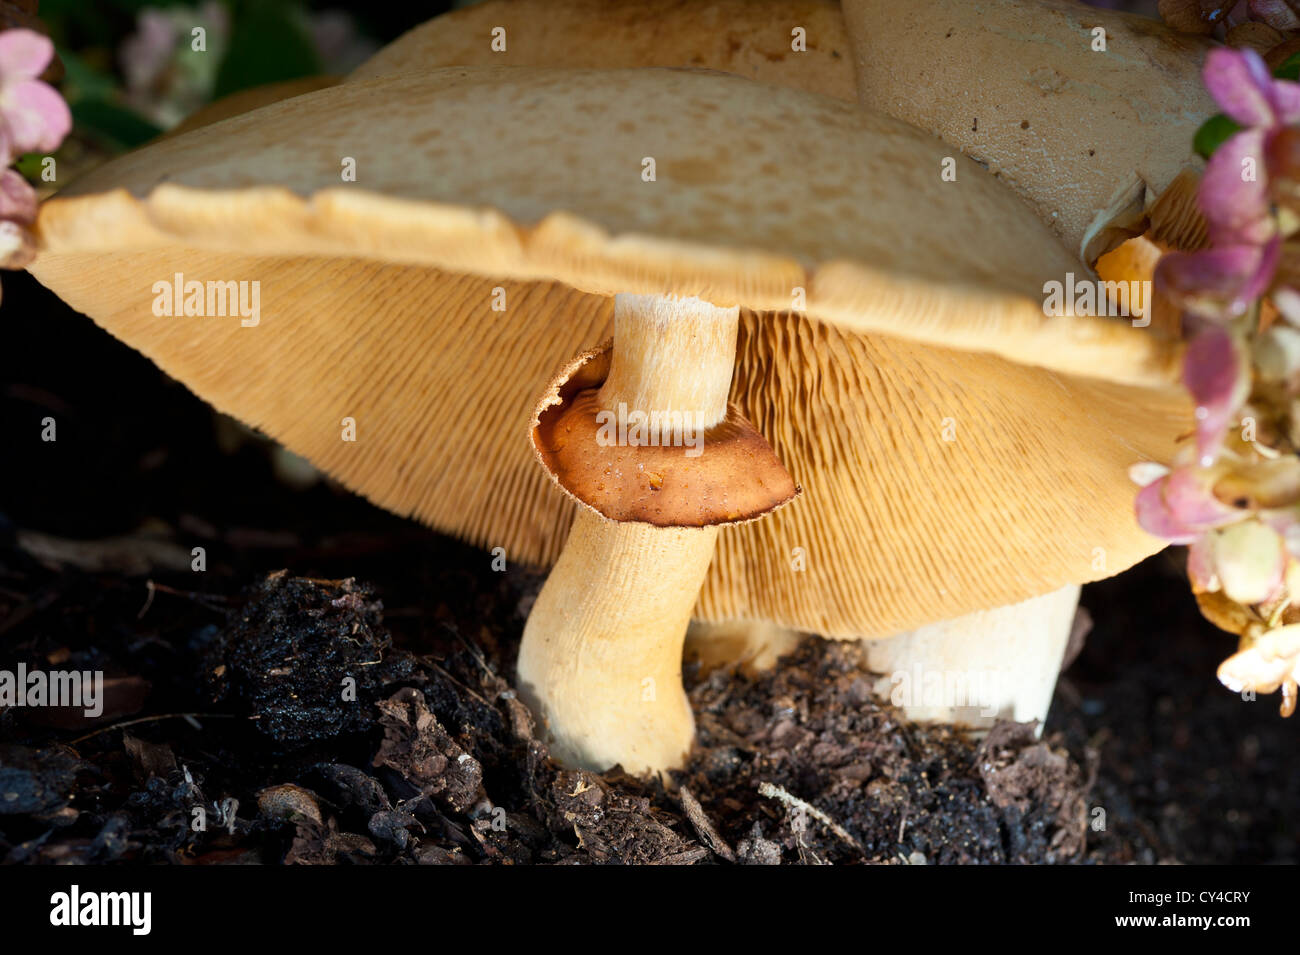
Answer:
685;619;805;675
518;293;740;773
863;585;1082;732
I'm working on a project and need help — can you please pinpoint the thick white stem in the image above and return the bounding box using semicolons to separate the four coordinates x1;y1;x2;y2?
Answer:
517;294;740;774
863;585;1081;732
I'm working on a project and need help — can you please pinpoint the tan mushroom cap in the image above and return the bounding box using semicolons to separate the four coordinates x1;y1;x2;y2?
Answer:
842;0;1216;260
164;76;339;138
30;66;1187;639
349;0;857;102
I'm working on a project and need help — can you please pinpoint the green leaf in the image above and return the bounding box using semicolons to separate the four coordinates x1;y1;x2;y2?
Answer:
1194;113;1242;160
213;2;322;99
13;153;46;181
1276;52;1300;81
70;99;163;152
56;48;119;103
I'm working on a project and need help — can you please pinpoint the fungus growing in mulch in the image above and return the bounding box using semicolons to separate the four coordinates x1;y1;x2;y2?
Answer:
28;64;1189;772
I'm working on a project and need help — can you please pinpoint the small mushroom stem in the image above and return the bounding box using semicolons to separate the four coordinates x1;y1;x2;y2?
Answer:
863;585;1082;733
518;293;740;774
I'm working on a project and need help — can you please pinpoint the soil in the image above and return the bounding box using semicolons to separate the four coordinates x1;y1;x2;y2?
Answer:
1;270;1297;865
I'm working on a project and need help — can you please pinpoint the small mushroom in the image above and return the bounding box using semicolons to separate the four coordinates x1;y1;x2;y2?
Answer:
842;0;1216;262
29;67;1186;772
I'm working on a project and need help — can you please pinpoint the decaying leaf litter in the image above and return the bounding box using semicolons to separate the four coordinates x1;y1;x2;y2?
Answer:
6;524;1281;865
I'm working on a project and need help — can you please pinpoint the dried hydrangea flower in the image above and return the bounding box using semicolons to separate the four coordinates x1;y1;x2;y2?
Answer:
1210;519;1289;603
1217;622;1300;715
1135;464;1241;542
1156;49;1300;318
1184;326;1253;464
1158;241;1281;319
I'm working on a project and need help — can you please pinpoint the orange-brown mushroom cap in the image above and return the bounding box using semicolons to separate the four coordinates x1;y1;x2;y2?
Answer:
532;343;799;526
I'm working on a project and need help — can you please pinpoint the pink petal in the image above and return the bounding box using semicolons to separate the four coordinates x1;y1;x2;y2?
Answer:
0;168;36;222
0;30;53;81
1156;241;1279;319
0;77;70;154
1202;129;1273;244
1272;79;1300;125
1134;468;1239;543
1166;466;1240;526
1136;478;1200;544
1204;46;1279;127
1241;235;1281;303
1184;327;1250;466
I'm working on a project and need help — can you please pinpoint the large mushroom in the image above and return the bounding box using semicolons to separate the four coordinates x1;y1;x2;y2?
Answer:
842;0;1216;262
348;0;856;101
28;66;1186;772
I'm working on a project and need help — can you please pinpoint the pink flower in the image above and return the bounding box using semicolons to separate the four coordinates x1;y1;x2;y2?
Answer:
1153;49;1300;319
0;29;69;162
1203;45;1300;133
1135;465;1241;543
1183;326;1252;465
1156;240;1280;319
1198;47;1295;246
1200;127;1273;246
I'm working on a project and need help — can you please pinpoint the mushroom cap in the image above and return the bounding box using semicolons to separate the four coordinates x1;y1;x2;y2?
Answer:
842;0;1216;260
531;343;800;526
29;66;1187;639
165;76;340;138
349;0;857;102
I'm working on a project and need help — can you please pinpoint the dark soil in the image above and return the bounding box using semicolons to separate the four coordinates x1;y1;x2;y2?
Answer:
1;270;1297;865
